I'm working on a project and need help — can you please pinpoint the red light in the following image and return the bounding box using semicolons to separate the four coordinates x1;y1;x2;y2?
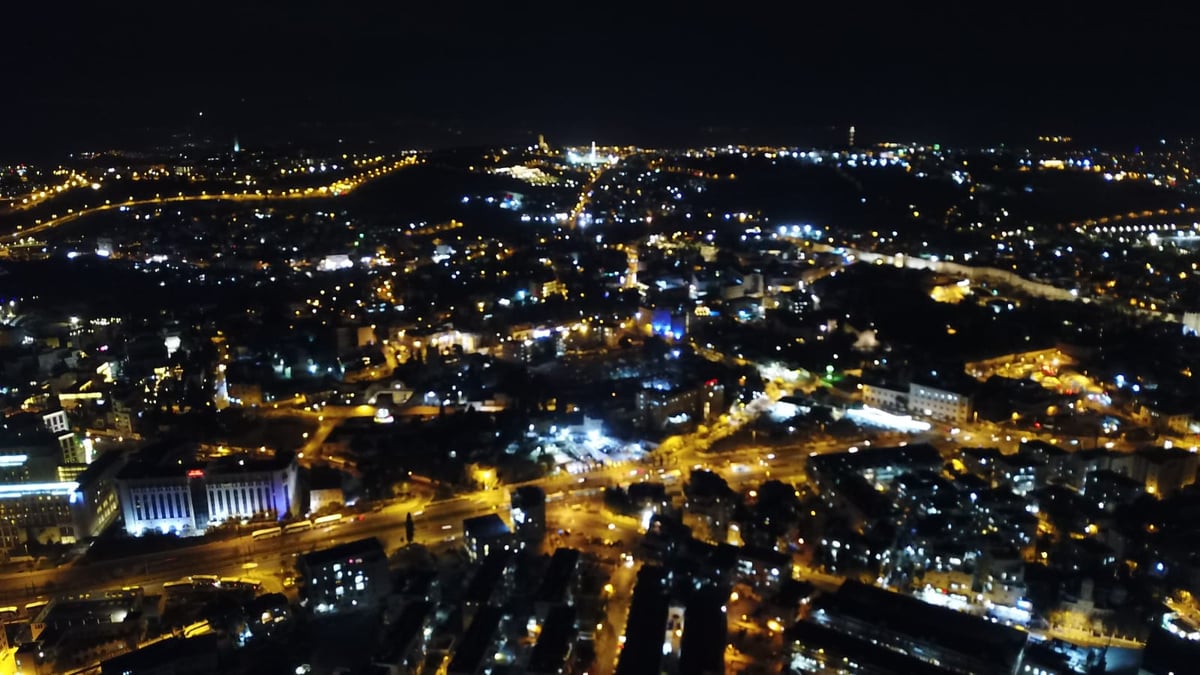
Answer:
705;379;718;387
187;469;204;478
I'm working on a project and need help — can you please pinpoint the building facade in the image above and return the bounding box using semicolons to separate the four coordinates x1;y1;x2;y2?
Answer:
117;454;299;537
860;383;907;412
908;382;972;424
637;379;726;431
298;537;391;615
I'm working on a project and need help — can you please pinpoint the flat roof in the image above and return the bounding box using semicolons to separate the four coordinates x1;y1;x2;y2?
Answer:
74;449;125;486
533;548;580;606
376;601;432;664
299;537;385;569
463;513;511;539
447;605;503;675
512;485;545;507
100;634;218;675
463;550;511;605
737;544;789;568
788;620;961;675
615;566;668;675
527;605;576;674
1142;625;1200;674
819;581;1027;671
679;588;726;675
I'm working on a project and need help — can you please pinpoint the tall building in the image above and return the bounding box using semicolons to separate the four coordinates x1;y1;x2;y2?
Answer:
625;244;640;289
510;485;546;545
0;412;95;553
636;379;725;431
297;537;391;615
616;565;669;675
462;513;513;561
70;450;124;540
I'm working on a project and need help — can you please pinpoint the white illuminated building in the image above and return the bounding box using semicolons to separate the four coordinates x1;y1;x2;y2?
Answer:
117;454;299;537
908;381;972;424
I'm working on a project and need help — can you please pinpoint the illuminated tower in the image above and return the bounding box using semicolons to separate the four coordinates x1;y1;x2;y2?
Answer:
590;140;598;164
848;125;856;148
537;134;550;154
233;137;241;154
625;244;639;289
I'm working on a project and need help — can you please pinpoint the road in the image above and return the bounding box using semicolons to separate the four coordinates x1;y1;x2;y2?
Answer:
569;153;635;228
0;156;420;241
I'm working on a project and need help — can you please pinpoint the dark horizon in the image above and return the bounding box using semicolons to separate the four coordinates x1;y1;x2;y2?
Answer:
5;4;1199;160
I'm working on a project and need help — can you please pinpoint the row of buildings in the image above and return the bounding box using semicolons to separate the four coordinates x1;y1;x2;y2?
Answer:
0;405;302;557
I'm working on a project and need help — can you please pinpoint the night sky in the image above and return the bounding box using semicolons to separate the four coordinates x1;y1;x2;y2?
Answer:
4;3;1197;158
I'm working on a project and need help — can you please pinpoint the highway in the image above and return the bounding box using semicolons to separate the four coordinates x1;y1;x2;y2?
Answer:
0;156;420;242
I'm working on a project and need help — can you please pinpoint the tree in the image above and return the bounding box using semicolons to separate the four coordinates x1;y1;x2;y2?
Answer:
405;512;415;544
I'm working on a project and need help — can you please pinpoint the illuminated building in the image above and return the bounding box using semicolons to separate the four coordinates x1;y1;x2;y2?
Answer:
69;450;124;540
908;379;973;424
31;588;146;671
0;482;80;551
116;451;299;536
114;469;196;536
860;381;907;412
297;537;390;615
789;581;1027;675
0;412;104;553
636;379;725;431
462;513;512;561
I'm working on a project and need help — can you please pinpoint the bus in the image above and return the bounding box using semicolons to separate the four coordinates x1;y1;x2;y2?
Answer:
313;513;343;527
284;521;313;535
251;526;282;541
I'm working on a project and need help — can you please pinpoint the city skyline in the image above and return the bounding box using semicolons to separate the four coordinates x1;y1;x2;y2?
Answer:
4;5;1200;675
3;4;1199;159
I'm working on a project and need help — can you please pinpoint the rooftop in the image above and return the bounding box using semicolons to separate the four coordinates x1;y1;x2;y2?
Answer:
816;581;1027;673
100;634;219;675
298;537;385;570
446;605;503;675
527;605;576;674
615;565;668;675
788;620;960;675
533;547;580;606
463;513;511;539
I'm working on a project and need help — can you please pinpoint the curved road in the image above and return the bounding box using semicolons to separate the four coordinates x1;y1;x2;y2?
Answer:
1;156;421;242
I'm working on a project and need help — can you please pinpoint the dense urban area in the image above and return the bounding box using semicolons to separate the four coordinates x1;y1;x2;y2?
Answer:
1;130;1200;675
